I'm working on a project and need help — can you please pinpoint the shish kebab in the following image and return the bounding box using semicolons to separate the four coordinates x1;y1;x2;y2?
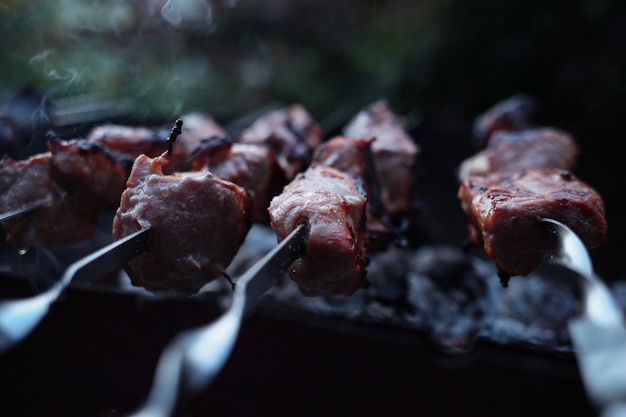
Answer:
0;100;421;351
0;95;616;416
134;97;612;416
456;94;607;286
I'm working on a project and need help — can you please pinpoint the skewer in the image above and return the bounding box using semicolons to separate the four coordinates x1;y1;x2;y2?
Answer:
0;227;152;354
542;218;626;417
0;200;48;222
128;222;308;417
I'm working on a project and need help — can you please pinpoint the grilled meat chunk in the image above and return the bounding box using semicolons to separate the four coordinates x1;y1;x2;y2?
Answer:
48;138;129;207
471;93;537;147
311;135;391;252
458;127;579;181
112;151;253;295
87;112;225;173
87;124;168;162
192;137;287;223
0;138;128;249
238;104;324;180
343;100;419;217
268;165;369;297
458;168;607;282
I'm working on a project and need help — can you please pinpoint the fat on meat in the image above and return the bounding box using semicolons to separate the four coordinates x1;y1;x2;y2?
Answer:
268;165;370;297
112;151;253;295
458;168;607;282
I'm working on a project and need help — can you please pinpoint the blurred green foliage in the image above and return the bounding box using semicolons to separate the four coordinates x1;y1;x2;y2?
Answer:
0;0;624;129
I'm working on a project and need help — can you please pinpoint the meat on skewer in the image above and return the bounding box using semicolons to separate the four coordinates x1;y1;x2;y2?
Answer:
268;165;370;297
457;97;607;284
457;127;580;181
310;135;392;252
112;120;253;295
191;137;287;223
238;103;325;181
471;93;537;148
86;112;226;173
0;136;128;249
343;100;420;218
458;168;607;284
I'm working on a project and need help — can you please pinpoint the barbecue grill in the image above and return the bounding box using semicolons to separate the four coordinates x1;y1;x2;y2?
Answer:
1;1;626;417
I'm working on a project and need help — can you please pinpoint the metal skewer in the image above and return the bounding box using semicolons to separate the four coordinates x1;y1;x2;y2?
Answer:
0;227;152;354
129;222;308;417
541;218;626;417
0;200;49;222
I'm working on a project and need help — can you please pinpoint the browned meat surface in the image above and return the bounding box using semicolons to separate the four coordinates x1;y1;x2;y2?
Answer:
238;104;324;180
343;100;419;216
458;127;579;181
268;165;369;297
471;93;537;147
192;137;287;223
311;135;391;252
86;124;168;160
171;112;228;167
112;151;253;295
86;113;224;173
48;138;129;207
458;168;607;282
0;138;128;249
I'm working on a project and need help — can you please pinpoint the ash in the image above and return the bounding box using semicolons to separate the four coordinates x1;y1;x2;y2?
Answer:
227;224;586;355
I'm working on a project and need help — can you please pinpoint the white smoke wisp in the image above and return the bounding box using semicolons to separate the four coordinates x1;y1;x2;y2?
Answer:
161;0;214;30
28;50;84;84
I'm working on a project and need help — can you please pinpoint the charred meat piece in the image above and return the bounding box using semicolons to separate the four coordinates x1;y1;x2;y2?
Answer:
311;135;391;252
472;93;537;148
458;127;579;181
268;165;370;297
238;104;325;180
86;112;225;173
458;168;607;283
192;137;287;223
0;138;128;249
112;151;253;295
343;100;419;217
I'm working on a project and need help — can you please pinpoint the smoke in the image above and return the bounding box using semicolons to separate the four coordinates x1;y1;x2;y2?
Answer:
161;0;214;30
29;50;84;84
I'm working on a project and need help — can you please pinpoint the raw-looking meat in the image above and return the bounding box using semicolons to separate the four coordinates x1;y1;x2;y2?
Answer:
0;138;128;249
458;168;607;283
343;100;419;216
192;137;287;223
268;165;370;297
112;150;253;295
238;104;325;180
